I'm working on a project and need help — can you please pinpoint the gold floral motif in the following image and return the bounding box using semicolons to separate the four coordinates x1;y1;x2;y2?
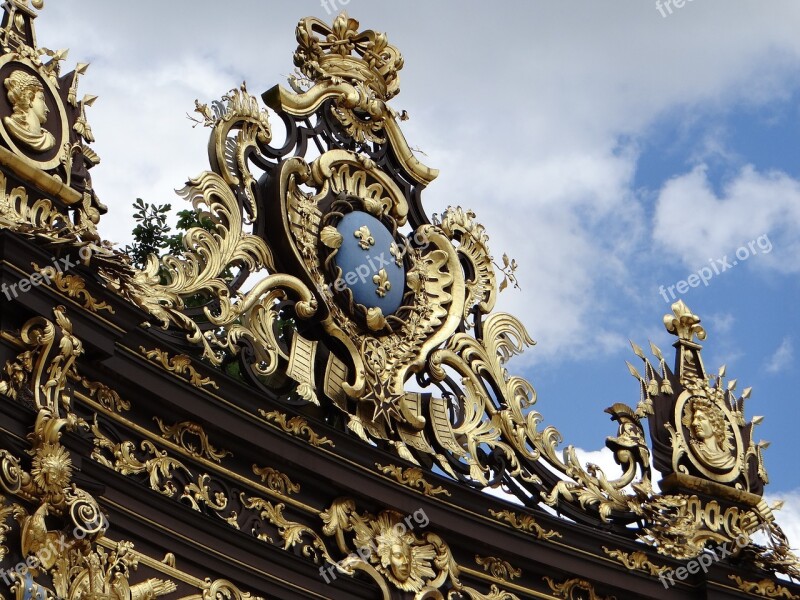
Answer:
32;263;114;314
488;509;561;541
0;171;58;229
91;419;307;537
354;224;375;250
728;575;800;599
375;463;451;497
139;346;219;390
182;473;231;520
372;268;391;297
252;464;300;497
474;555;521;581
544;577;615;600
601;546;670;577
259;409;334;448
154;418;232;463
191;578;265;600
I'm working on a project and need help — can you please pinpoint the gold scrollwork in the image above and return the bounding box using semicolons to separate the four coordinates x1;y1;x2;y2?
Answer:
487;509;561;541
252;464;300;497
544;577;615;600
474;555;521;582
258;409;334;448
92;418;190;497
154;418;232;463
601;546;670;577
75;375;130;412
32;263;114;313
375;463;451;497
139;346;219;390
728;575;800;599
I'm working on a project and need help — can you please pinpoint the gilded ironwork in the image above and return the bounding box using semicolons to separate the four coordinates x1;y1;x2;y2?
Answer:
728;575;800;599
375;463;451;497
319;497;521;599
154;418;232;463
1;7;798;597
487;509;561;541
258;409;334;448
474;555;521;582
544;577;615;600
32;262;114;313
601;546;670;577
139;346;219;390
252;464;300;497
0;308;179;600
75;376;130;412
91;416;314;543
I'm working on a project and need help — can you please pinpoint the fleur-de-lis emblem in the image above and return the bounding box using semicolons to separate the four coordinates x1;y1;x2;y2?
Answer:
354;225;375;250
373;269;391;297
389;242;404;267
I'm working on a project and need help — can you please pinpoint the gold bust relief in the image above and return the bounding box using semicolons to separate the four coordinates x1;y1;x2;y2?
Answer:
3;69;55;152
683;395;736;472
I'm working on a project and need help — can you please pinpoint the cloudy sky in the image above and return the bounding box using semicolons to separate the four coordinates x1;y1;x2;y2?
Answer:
34;1;800;537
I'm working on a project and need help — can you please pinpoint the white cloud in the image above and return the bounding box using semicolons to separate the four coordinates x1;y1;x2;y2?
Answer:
766;338;794;374
653;165;800;274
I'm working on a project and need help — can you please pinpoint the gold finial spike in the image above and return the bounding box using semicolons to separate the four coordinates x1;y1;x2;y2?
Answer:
718;365;726;379
742;386;752;399
727;378;737;391
630;340;645;360
759;440;771;449
625;361;643;381
752;415;764;426
772;500;785;512
649;341;664;361
664;300;707;343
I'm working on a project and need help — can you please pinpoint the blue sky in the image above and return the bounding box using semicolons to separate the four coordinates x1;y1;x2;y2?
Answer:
34;0;800;534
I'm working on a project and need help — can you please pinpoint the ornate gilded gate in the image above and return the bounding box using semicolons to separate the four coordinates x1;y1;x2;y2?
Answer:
0;3;798;599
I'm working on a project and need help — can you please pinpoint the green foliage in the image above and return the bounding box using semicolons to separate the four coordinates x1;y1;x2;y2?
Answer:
125;198;217;271
124;198;171;270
